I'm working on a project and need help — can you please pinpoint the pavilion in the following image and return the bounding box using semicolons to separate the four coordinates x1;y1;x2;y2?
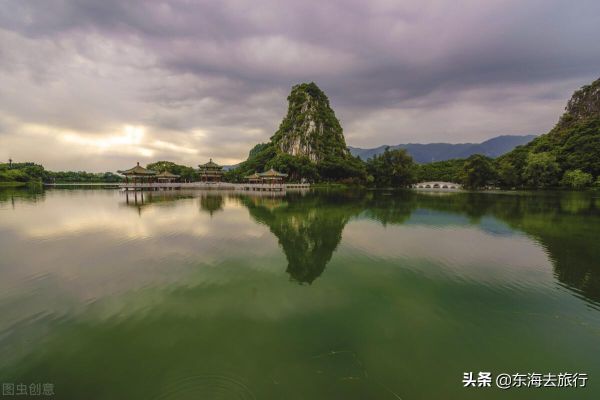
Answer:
117;162;157;185
244;172;261;184
156;170;180;183
198;159;224;182
258;168;288;184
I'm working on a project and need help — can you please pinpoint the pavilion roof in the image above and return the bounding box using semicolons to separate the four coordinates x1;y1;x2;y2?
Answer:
156;170;180;178
199;158;221;168
244;173;261;179
259;168;288;178
117;162;156;176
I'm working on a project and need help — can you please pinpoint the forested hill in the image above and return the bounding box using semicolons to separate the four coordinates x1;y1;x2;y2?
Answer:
496;77;600;188
349;135;536;163
227;82;366;183
271;82;349;161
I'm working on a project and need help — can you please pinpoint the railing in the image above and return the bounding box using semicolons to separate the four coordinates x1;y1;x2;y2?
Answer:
119;182;311;191
412;182;462;189
120;182;233;188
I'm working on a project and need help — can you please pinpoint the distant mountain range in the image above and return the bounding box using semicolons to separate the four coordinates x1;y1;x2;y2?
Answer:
348;135;537;163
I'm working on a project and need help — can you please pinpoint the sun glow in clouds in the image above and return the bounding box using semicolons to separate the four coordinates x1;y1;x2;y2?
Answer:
62;125;154;157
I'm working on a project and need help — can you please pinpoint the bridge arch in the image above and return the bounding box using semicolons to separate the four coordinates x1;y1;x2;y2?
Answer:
412;181;462;190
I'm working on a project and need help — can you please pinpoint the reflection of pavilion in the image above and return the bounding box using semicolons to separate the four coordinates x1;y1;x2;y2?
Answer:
120;190;195;215
199;194;224;216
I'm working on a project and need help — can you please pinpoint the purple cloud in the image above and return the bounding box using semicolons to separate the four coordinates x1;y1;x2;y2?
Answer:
0;0;598;170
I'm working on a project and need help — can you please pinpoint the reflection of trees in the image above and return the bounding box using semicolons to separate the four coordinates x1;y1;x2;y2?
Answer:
242;191;364;284
241;189;600;301
0;186;45;208
489;193;600;303
199;194;224;216
8;185;598;302
411;191;600;304
362;191;415;225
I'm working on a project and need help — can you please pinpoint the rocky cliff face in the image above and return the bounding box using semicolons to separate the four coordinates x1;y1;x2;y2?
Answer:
558;78;600;127
271;82;349;162
498;76;600;178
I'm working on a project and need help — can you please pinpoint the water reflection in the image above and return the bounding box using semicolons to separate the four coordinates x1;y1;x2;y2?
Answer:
242;192;363;284
248;190;598;300
1;187;600;399
0;186;45;208
199;194;224;216
1;187;599;302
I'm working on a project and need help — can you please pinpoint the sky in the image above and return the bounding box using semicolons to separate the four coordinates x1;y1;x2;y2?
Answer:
0;0;599;172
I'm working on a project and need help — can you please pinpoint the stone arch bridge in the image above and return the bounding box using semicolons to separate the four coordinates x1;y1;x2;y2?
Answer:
412;181;462;190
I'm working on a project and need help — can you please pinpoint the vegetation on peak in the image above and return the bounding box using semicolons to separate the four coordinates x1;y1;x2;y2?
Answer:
557;77;600;128
496;77;600;188
3;79;599;190
227;83;366;184
270;82;348;162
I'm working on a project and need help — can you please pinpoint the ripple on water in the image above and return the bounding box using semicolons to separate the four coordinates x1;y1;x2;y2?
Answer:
153;373;255;400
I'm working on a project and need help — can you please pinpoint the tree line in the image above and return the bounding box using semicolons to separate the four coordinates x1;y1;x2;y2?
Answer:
2;147;598;190
0;162;122;184
224;144;600;190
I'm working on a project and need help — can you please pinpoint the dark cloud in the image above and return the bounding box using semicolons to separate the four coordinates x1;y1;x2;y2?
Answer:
0;0;599;170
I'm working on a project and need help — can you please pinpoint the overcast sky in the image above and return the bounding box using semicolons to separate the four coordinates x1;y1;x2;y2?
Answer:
1;0;599;171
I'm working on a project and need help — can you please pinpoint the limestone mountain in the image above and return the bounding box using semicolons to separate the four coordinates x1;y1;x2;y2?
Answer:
557;78;600;128
498;77;600;184
270;82;349;162
229;82;365;182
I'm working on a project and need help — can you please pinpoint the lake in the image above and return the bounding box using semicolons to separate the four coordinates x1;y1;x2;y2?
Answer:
0;187;599;399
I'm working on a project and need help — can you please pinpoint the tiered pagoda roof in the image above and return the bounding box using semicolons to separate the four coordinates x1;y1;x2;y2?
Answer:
117;162;156;176
156;170;180;178
199;159;222;170
258;168;288;178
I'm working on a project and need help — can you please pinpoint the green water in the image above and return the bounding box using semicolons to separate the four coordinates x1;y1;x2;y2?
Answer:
0;187;599;399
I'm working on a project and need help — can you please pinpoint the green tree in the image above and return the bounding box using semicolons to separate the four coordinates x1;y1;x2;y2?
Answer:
560;169;593;189
523;152;561;188
0;162;49;183
496;158;520;188
461;154;497;189
146;161;198;182
415;159;464;182
366;148;416;187
266;154;318;182
318;155;367;183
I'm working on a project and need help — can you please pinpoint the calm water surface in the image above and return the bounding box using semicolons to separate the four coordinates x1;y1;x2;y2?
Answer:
0;187;599;399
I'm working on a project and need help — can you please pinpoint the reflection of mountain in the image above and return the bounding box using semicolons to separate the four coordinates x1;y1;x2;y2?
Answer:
33;185;598;301
239;189;599;300
242;192;364;284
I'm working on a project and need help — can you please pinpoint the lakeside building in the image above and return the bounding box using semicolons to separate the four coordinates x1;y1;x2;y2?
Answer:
117;162;157;184
198;159;224;182
156;170;180;183
257;169;288;184
244;172;261;184
244;169;288;185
